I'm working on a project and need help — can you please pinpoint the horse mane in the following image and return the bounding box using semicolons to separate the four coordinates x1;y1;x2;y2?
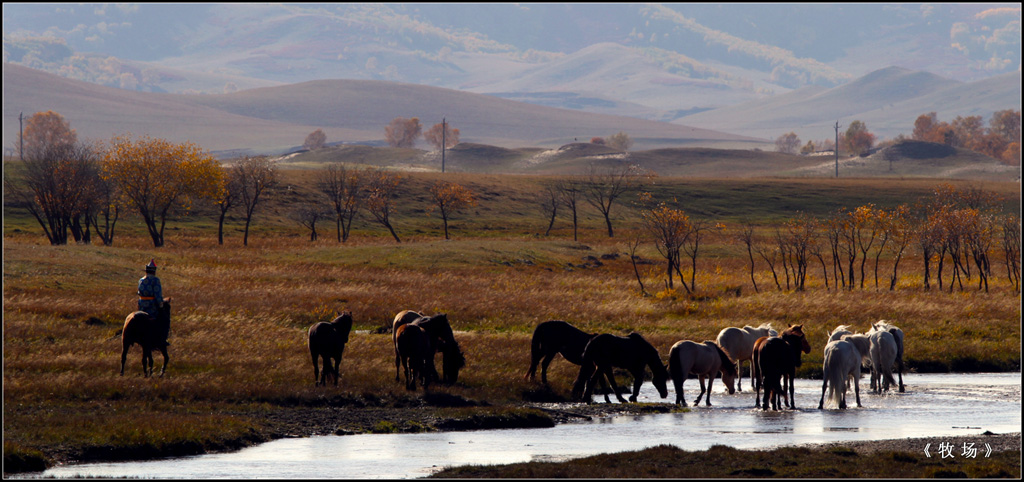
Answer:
708;341;738;376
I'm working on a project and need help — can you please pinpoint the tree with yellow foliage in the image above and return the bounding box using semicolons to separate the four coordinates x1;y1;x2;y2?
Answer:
428;180;477;240
102;135;223;247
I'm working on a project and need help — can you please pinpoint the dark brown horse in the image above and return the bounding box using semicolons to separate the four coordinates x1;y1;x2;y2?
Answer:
524;320;597;384
392;311;465;385
753;324;811;410
308;312;354;386
120;300;171;377
571;332;670;404
395;322;434;391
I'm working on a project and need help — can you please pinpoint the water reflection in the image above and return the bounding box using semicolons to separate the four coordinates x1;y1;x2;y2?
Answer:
24;373;1022;479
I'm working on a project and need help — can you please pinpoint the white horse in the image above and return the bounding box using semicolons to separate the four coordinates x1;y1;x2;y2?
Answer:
668;340;737;407
827;324;855;342
818;339;863;409
716;323;776;392
867;329;898;393
871;320;906;392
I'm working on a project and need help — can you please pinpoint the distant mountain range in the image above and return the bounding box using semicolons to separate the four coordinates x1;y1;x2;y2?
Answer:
2;3;1020;153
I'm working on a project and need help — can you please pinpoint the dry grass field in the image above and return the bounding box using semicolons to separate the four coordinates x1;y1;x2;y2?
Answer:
2;166;1020;474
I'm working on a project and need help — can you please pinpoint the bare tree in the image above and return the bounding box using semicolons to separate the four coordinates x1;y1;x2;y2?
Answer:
317;164;363;242
555;178;582;242
539;184;560;236
215;168;242;245
736;223;759;293
583;164;641;238
232;155;278;246
295;201;328;241
364;169;403;242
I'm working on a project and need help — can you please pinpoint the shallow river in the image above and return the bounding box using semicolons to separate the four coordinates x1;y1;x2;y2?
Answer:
28;372;1021;479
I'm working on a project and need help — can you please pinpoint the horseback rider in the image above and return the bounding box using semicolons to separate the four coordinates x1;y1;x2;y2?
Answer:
137;259;169;346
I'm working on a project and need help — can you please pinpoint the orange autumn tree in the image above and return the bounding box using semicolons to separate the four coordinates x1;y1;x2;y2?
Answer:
640;196;692;292
384;117;422;148
428;180;477;239
424;122;460;151
102;135;223;247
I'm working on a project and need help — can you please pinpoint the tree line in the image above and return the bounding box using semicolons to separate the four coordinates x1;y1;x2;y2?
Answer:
775;109;1021;165
7;111;1020;296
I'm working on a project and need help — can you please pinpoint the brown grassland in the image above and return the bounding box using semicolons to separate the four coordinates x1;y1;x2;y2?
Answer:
3;166;1021;476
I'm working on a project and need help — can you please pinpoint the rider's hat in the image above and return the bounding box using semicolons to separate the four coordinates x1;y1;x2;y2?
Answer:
145;259;157;273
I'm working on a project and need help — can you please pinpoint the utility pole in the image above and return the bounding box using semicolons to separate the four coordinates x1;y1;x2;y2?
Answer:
441;117;446;173
834;120;841;178
19;112;24;160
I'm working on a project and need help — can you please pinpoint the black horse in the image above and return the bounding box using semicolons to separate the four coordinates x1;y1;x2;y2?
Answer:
307;312;354;386
524;320;597;384
571;332;670;404
120;300;171;377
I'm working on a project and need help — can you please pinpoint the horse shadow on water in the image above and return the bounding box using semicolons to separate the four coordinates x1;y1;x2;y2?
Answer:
120;300;172;377
571;332;670;404
393;310;466;391
308;312;354;387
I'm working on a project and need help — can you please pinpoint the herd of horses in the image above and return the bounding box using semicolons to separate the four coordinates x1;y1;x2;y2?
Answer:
119;302;906;411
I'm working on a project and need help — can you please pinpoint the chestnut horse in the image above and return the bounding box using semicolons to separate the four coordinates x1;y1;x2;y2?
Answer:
120;300;171;377
395;322;434;391
571;332;670;404
392;311;465;385
752;324;811;410
308;312;354;386
524;320;597;384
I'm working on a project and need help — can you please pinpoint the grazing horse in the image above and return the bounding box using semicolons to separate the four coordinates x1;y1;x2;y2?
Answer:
871;320;906;392
120;300;171;377
392;311;465;385
818;339;863;409
307;312;354;386
668;340;737;407
395;323;434;391
524;320;597;384
716;323;777;392
571;333;670;404
753;324;811;410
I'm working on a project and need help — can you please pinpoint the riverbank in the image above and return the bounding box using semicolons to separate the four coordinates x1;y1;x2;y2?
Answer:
429;432;1022;478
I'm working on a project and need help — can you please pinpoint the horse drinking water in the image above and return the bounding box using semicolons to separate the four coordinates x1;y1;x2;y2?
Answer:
571;333;669;404
524;320;597;384
668;340;737;407
120;299;171;377
307;312;354;386
392;311;465;386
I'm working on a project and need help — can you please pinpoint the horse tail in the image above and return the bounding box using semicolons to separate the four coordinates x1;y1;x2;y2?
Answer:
668;343;682;381
889;328;904;370
824;354;845;408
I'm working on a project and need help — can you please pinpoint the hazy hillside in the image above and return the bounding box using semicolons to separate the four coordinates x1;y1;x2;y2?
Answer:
2;63;767;155
677;67;1021;142
3;3;1017;122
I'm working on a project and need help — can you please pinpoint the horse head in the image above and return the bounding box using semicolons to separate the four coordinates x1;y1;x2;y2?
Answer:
635;334;669;399
711;342;738;393
784;324;812;354
441;346;465;384
331;311;354;343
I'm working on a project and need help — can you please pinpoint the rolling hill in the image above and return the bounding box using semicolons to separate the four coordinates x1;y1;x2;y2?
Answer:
2;63;767;155
676;67;1022;142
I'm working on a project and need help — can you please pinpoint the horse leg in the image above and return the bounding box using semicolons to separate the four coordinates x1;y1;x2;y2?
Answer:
142;348;153;377
853;374;862;407
694;375;707;406
332;355;341;386
705;375;714;406
157;345;169;377
628;369;643;403
896;359;905;393
539;353;555;385
120;342;130;376
787;371;795;409
311;350;321;386
736;360;743;392
818;376;828;410
673;373;686;406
